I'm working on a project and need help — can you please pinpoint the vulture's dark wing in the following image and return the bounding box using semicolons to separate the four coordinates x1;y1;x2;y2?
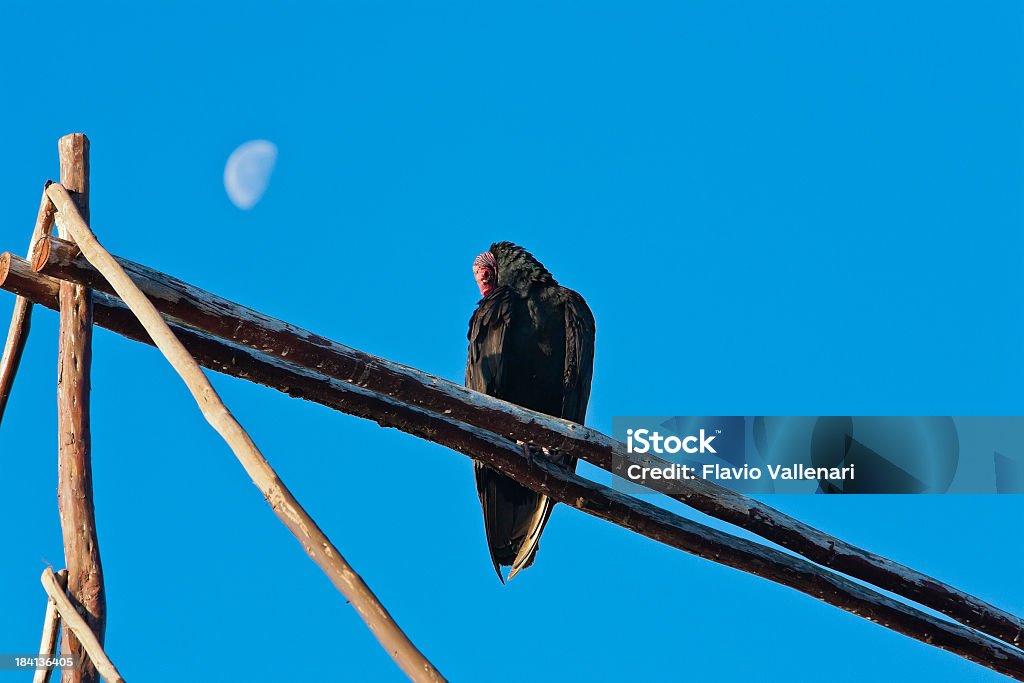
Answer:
465;286;513;396
561;289;596;424
505;288;596;579
466;287;527;581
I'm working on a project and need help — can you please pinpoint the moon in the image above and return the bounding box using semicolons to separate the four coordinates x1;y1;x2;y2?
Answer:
224;140;277;209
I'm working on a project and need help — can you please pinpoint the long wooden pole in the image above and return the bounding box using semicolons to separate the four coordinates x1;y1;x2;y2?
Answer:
4;252;1023;680
54;135;104;683
27;234;1024;651
40;569;124;683
0;183;54;427
44;183;446;683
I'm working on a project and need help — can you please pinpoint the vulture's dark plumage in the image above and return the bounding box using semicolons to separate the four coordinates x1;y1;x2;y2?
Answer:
466;242;595;581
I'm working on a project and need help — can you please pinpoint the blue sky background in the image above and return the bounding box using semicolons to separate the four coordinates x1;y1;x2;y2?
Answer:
1;2;1022;681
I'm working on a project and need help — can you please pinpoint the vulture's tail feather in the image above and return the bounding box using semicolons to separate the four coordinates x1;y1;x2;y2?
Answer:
506;496;556;581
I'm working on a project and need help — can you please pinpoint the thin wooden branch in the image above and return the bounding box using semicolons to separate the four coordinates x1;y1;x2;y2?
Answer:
33;569;67;683
43;183;445;683
0;182;54;428
40;568;124;683
28;234;1024;651
5;251;1024;680
55;135;104;683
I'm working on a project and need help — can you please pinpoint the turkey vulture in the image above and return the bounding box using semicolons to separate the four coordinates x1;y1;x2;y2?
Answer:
466;242;596;581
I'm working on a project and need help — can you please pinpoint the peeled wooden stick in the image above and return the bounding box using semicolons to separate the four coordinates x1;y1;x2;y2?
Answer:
33;569;67;683
40;569;123;683
0;182;55;427
44;182;445;683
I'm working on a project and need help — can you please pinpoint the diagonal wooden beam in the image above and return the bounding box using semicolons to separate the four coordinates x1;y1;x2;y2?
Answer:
41;568;123;683
0;181;55;428
33;569;67;683
27;233;1024;652
44;182;446;683
3;250;1023;680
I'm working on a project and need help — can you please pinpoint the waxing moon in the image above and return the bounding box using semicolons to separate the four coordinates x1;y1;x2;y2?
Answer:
224;140;277;209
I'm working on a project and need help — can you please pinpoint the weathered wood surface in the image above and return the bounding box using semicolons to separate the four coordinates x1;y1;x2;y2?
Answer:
54;135;104;683
44;182;447;683
28;234;1024;651
32;569;67;683
1;254;60;305
0;183;55;427
40;569;123;683
4;253;1024;680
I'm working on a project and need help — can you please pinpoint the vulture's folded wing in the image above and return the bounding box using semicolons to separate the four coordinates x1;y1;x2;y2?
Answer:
561;288;596;425
466;286;527;580
465;286;513;396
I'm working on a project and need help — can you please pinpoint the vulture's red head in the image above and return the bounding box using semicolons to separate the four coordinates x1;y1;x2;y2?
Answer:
473;242;557;298
473;251;498;297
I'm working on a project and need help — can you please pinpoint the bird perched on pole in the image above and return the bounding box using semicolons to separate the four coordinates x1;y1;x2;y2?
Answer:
466;242;596;582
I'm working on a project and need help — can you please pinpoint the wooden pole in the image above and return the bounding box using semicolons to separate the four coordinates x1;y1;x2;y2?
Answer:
5;250;1024;680
33;569;67;683
43;182;447;683
55;134;104;683
40;569;124;683
27;235;1024;651
0;183;54;427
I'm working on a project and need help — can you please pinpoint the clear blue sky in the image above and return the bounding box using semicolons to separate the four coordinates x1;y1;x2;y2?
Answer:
1;2;1022;681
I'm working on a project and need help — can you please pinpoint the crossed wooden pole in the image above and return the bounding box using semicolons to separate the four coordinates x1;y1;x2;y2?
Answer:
1;134;1022;681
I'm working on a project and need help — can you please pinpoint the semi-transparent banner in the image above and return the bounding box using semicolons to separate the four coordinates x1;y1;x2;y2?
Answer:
610;416;1024;494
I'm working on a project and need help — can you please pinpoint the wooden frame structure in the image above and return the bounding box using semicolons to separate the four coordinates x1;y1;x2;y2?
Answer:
1;134;1022;681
